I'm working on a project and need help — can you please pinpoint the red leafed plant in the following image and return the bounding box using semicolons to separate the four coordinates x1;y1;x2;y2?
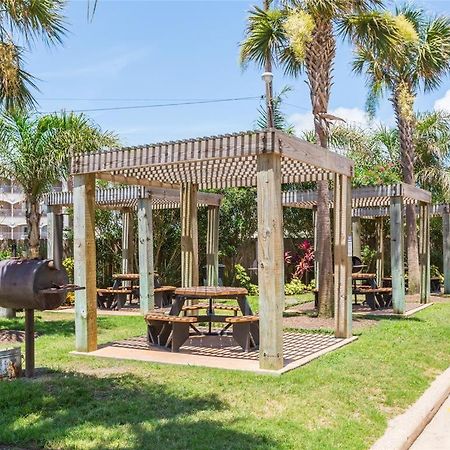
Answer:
285;240;315;280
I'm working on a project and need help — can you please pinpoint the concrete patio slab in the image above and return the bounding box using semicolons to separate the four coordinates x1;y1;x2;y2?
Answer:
72;332;358;375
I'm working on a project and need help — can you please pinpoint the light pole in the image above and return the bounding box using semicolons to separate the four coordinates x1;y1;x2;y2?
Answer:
262;71;274;129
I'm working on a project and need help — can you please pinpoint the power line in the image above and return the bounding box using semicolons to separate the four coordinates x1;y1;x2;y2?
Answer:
38;96;263;114
36;97;213;102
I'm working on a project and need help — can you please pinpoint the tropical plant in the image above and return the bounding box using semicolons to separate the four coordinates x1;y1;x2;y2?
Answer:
284;239;315;280
256;85;295;132
347;5;450;293
241;0;397;317
0;110;117;257
0;0;66;109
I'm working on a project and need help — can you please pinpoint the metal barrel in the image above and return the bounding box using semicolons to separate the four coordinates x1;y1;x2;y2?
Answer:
0;259;68;310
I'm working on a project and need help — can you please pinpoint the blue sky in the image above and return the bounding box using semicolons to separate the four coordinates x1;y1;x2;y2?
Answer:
27;0;450;146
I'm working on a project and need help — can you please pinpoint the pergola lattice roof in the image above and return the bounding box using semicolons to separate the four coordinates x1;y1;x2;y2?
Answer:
283;183;431;210
70;129;353;188
45;186;222;211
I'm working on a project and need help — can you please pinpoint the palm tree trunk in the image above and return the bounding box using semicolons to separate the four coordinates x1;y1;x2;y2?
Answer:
26;196;42;258
305;20;335;317
392;90;421;295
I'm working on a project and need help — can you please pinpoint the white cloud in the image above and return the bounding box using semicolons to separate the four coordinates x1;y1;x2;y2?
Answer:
289;107;374;136
434;89;450;112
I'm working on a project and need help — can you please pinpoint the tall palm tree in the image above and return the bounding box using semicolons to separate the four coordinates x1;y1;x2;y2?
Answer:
0;110;117;258
0;0;66;110
241;0;396;317
348;5;450;294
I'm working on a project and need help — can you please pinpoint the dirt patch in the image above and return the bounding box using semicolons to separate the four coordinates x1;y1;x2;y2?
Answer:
283;314;377;331
0;330;28;343
284;301;379;331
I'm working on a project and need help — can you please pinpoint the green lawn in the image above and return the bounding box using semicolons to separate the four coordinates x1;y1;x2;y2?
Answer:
1;303;450;450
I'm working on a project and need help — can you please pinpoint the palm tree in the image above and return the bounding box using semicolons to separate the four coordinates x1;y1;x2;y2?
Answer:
241;0;397;317
0;0;66;110
348;5;450;294
0;110;117;258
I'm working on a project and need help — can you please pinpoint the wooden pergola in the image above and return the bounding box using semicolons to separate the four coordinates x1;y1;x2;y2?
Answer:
70;129;354;371
283;183;432;313
44;185;222;294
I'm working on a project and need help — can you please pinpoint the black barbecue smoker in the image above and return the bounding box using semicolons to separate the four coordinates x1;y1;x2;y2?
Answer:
0;258;82;377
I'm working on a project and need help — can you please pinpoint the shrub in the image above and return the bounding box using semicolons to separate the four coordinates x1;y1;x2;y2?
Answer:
234;263;258;296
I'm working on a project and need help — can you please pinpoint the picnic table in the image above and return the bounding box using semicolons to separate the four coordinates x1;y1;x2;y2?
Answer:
145;286;259;352
170;286;255;334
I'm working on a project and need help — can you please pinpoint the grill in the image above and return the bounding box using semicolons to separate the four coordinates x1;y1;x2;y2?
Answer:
0;258;83;377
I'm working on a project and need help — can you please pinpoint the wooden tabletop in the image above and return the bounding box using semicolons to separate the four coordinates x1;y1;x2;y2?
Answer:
113;273;159;281
352;273;376;280
175;286;248;298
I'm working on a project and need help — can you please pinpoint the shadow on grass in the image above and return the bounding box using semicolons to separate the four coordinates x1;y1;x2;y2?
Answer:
0;371;274;449
0;315;139;339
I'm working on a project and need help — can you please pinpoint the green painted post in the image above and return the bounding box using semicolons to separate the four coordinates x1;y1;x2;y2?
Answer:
206;205;219;286
390;196;405;314
443;207;450;294
419;202;430;304
352;217;361;258
137;197;154;314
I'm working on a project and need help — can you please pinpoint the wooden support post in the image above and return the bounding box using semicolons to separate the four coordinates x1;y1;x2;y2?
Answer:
24;309;35;378
375;217;385;286
313;206;319;289
47;205;63;270
351;217;362;259
137;197;154;314
206;205;219;286
443;206;450;294
257;152;284;370
180;183;199;287
333;175;352;338
121;208;134;274
419;202;430;304
390;196;405;314
73;174;97;352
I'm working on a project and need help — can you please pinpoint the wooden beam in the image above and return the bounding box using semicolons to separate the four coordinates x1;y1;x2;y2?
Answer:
137;197;154;314
443;206;450;294
401;183;432;204
351;217;361;259
375;217;385;286
47;205;63;270
333;174;353;338
96;172;178;190
73;174;97;352
206;205;219;286
181;183;199;287
419;202;431;304
257;152;284;370
390;196;405;314
121;209;134;274
277;131;353;178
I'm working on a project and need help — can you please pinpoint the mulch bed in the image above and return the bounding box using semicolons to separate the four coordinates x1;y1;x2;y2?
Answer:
0;330;38;343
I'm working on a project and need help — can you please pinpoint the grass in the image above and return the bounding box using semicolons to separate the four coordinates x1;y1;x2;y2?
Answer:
0;303;450;449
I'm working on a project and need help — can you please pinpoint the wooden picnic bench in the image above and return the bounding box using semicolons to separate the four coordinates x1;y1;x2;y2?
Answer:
145;313;198;352
224;315;259;351
97;288;133;310
353;287;392;310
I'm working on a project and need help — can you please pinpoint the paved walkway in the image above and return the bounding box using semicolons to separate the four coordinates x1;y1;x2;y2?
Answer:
410;394;450;450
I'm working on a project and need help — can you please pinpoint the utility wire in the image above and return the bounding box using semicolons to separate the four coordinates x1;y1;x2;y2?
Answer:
38;96;263;114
